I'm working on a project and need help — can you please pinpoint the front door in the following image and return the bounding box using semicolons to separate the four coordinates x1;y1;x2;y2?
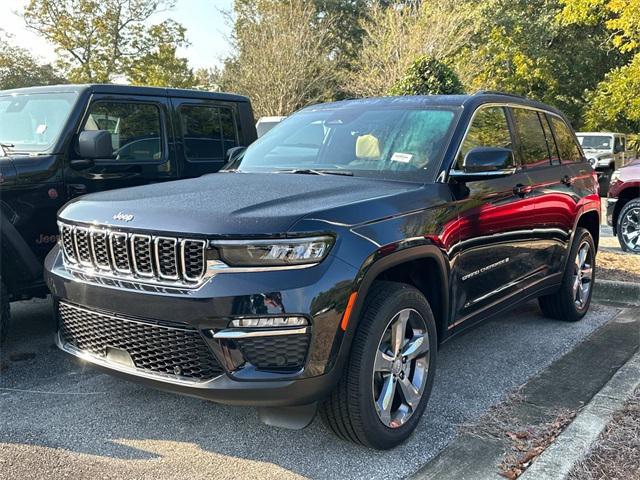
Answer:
449;105;538;325
64;94;178;199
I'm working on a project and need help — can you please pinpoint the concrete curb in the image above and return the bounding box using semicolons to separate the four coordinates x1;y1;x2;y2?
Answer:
593;279;640;306
519;347;640;480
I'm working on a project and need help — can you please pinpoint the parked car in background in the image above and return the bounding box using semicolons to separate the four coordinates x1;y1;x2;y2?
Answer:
46;92;600;450
0;84;257;343
577;131;637;195
607;158;640;253
256;116;286;137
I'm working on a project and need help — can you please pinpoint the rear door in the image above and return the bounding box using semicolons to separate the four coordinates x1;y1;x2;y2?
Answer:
65;94;178;198
171;98;242;178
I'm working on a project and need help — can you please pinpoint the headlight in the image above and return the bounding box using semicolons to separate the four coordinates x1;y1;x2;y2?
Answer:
588;157;598;168
215;236;334;267
610;170;621;184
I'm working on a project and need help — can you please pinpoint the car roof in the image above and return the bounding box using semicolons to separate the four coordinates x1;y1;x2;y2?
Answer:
299;91;566;118
0;83;250;103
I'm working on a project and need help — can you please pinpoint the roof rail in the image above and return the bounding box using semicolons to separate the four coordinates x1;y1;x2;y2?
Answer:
473;90;527;100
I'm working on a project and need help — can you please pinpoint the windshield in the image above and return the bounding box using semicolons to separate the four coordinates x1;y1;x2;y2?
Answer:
235;106;458;180
577;135;612;150
0;92;78;153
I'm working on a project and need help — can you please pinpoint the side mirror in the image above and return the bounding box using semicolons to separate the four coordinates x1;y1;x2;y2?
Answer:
450;147;516;181
77;130;113;159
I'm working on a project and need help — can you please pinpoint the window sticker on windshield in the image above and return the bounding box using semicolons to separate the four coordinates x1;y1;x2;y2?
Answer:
36;124;48;135
391;152;413;163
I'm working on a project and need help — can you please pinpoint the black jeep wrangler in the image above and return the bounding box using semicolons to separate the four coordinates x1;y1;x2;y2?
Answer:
45;92;600;449
0;84;256;341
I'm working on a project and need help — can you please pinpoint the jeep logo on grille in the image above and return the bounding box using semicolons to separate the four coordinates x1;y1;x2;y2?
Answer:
113;212;134;222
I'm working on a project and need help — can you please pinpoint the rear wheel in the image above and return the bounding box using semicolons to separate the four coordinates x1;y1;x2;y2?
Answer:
538;227;595;321
617;199;640;253
0;281;9;344
320;281;437;450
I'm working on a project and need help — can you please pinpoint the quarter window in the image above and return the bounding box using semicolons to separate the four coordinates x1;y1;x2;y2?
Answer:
456;106;512;169
179;105;238;160
550;117;582;163
82;102;162;162
511;108;551;168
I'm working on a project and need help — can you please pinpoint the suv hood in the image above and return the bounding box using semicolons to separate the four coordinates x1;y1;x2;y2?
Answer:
59;172;428;235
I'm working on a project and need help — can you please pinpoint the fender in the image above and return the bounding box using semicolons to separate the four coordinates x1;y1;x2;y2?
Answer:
345;242;450;344
0;211;43;286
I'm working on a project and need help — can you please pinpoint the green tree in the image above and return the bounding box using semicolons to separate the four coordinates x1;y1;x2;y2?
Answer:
389;55;464;95
0;32;65;89
221;0;337;117
560;0;640;131
455;0;623;127
22;0;191;85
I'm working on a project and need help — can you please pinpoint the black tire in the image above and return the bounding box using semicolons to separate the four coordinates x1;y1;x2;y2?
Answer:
0;281;9;344
320;281;438;449
538;227;596;322
616;198;640;253
598;168;612;197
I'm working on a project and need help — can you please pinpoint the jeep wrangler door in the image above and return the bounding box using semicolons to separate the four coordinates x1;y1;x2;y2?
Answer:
171;98;242;178
64;94;177;198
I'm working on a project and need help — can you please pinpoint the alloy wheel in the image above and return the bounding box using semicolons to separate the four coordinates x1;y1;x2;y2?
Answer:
573;241;593;309
621;206;640;252
372;308;430;428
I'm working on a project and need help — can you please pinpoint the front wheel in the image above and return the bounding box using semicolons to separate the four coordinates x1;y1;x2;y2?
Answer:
617;199;640;253
320;281;438;449
538;227;595;321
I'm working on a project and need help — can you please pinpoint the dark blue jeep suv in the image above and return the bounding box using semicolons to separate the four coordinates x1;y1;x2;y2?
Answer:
45;92;600;449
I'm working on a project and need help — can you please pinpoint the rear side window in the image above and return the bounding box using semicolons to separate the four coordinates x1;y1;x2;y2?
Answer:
179;105;238;160
511;108;551;168
82;102;162;162
549;117;582;163
456;106;512;169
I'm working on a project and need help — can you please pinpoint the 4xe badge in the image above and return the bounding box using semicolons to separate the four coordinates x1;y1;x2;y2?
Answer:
113;212;134;222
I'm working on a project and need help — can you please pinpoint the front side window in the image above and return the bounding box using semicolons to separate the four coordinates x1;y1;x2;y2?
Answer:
550;117;582;163
179;105;238;160
236;106;458;181
455;106;512;169
511;108;551;168
0;92;78;153
82;102;162;162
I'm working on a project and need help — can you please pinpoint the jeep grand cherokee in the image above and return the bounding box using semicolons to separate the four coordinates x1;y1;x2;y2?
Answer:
45;92;600;449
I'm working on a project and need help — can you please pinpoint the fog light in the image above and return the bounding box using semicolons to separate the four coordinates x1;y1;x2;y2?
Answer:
229;317;308;328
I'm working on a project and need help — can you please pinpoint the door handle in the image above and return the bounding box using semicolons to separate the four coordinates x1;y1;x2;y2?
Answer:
561;175;572;186
513;184;532;197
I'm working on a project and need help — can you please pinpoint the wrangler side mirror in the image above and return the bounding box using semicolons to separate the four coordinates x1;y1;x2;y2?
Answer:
77;130;113;159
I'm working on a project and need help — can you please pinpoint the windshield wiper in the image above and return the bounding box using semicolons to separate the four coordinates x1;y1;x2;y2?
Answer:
277;168;353;176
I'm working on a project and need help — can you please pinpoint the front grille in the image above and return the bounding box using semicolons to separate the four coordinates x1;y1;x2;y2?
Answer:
58;302;223;381
58;222;207;286
236;334;310;371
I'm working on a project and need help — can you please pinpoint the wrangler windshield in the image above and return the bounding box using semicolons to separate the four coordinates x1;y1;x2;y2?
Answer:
0;92;78;153
577;135;612;150
236;106;458;180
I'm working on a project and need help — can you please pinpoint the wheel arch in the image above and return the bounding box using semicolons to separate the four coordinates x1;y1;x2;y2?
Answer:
576;210;600;251
612;186;640;234
347;245;450;346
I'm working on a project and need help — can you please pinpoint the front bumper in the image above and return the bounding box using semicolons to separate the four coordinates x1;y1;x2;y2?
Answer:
45;245;357;406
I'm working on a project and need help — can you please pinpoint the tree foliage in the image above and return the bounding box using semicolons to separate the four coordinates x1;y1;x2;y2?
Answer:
389;55;464;96
22;0;192;85
221;0;337;117
0;32;65;89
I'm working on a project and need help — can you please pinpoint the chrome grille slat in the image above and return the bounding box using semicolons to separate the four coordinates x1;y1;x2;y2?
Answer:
58;222;207;286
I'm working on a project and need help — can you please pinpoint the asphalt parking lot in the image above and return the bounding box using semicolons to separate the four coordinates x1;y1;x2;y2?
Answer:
0;298;618;479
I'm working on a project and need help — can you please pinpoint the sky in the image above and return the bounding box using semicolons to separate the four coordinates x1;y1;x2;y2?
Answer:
0;0;234;69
